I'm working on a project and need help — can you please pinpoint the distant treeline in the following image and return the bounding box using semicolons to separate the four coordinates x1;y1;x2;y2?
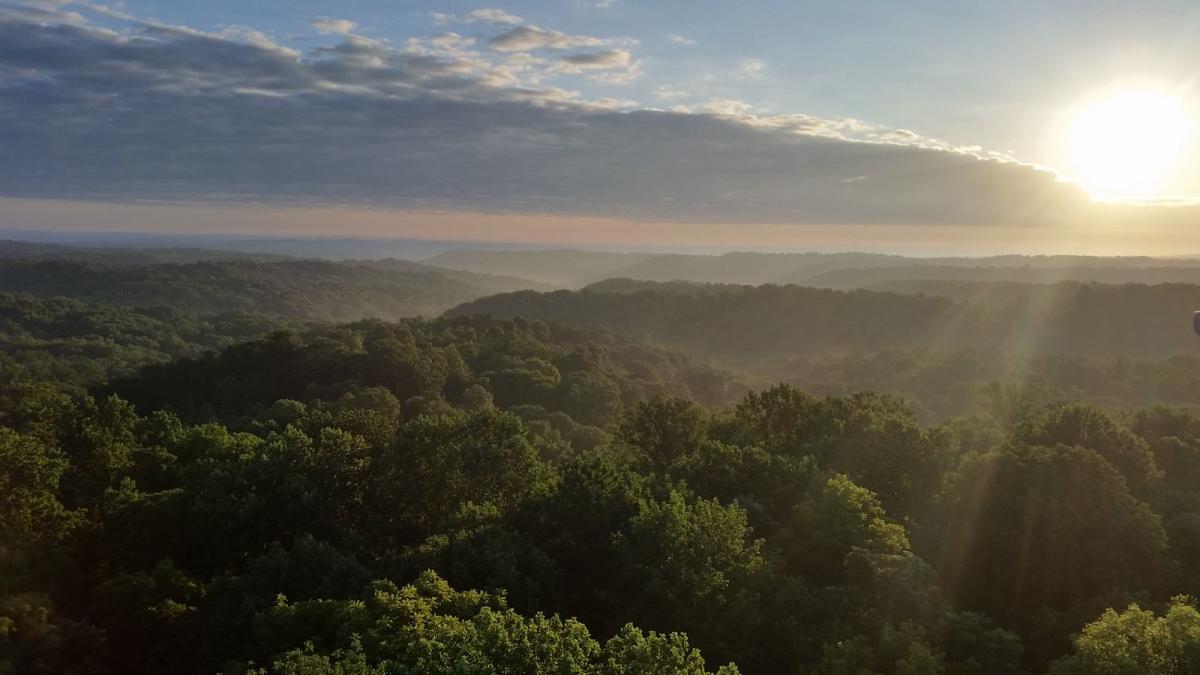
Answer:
0;257;545;322
425;248;1200;287
450;279;1200;362
0;238;291;265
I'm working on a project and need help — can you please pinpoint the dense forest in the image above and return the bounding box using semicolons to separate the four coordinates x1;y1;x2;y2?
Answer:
0;255;546;322
0;292;294;387
6;243;1200;674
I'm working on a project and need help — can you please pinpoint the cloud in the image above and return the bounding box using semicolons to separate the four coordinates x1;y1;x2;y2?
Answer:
556;50;640;84
219;26;299;56
653;85;688;101
560;50;630;69
310;16;355;35
431;8;523;26
429;32;476;51
667;33;695;45
739;58;765;78
0;0;1183;230
489;25;633;52
696;98;756;116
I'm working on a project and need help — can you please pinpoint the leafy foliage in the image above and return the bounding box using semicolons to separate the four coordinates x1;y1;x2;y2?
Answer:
1050;597;1200;675
5;255;1200;674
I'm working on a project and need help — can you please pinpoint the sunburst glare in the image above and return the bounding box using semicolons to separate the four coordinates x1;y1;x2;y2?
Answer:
1065;88;1192;200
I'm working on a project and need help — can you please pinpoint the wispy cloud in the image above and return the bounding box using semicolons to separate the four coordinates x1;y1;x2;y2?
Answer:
739;58;766;78
489;25;634;52
653;85;689;101
431;8;523;26
667;33;696;45
310;16;356;35
556;49;640;84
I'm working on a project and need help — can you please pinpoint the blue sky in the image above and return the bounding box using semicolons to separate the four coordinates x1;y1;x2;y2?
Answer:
1;0;1198;251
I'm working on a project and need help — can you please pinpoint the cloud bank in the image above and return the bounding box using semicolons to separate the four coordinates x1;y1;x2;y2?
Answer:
0;1;1177;228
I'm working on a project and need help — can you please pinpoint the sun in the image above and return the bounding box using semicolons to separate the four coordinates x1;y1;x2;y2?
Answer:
1065;89;1190;199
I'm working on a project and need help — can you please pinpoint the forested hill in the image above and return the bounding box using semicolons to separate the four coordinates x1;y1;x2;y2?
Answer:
343;257;555;294
0;258;548;322
451;282;976;366
425;248;658;285
0;238;291;265
448;279;1200;362
0;292;292;387
105;315;747;418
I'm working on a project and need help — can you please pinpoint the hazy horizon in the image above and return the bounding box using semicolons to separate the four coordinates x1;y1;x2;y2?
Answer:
9;223;1200;260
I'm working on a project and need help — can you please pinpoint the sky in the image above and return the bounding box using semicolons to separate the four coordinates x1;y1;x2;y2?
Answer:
2;0;1200;253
